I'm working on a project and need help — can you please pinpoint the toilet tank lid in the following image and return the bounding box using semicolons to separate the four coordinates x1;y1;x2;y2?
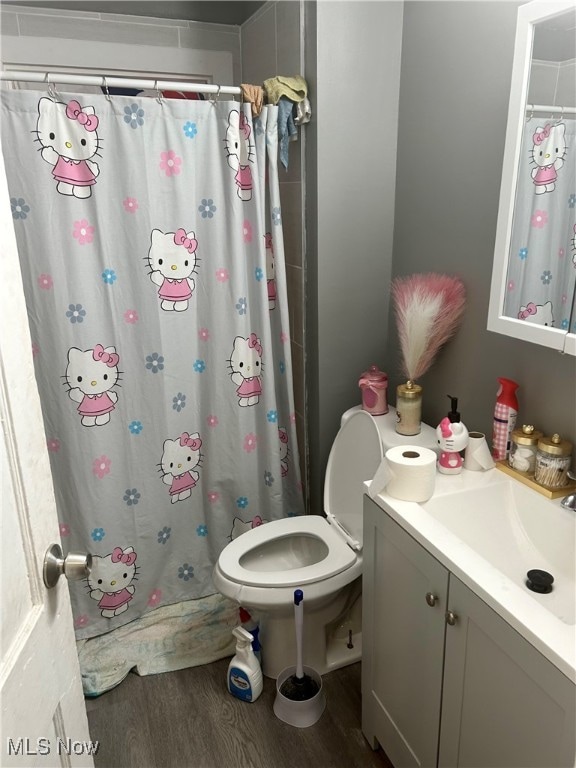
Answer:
324;410;383;547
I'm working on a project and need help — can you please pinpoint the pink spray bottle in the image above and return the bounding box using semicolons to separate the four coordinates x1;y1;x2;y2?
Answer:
492;378;519;461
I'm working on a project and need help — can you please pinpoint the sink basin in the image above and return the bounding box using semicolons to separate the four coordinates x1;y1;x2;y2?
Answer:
421;479;576;625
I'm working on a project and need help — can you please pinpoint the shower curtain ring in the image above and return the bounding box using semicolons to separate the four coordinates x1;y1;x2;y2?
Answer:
155;80;164;105
210;84;221;106
102;76;111;101
45;73;57;101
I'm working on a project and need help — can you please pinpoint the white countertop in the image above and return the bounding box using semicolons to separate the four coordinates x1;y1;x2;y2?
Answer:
365;468;576;683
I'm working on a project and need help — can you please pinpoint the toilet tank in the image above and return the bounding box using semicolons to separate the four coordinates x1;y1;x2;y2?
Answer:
325;407;439;548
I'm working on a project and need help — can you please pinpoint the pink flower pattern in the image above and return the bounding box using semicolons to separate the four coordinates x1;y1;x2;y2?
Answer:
243;219;253;243
243;433;258;452
32;343;40;357
59;523;70;537
47;438;60;452
124;309;139;324
208;491;220;503
159;150;182;177
198;327;210;341
206;415;219;428
216;268;229;283
74;614;89;629
123;197;139;213
531;210;548;228
73;219;94;245
93;455;112;479
38;274;53;290
148;589;162;608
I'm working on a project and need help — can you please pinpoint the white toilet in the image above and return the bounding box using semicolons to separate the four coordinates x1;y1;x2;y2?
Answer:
213;406;437;679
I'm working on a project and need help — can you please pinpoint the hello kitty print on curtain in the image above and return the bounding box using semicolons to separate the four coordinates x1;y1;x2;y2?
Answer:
1;89;304;641
503;118;576;332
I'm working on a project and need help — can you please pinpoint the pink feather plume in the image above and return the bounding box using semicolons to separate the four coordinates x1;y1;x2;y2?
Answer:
391;273;466;381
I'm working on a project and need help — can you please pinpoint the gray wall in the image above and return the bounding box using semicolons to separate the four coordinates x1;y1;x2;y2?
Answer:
389;1;576;450
305;1;404;514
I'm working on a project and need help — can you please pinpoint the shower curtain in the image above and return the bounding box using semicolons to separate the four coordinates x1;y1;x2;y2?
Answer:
1;87;304;642
504;117;576;332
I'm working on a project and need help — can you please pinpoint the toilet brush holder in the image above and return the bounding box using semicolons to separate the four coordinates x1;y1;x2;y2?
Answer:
273;665;326;727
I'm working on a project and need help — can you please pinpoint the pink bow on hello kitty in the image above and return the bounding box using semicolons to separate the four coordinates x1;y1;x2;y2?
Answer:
518;302;537;320
111;547;137;566
92;344;119;367
247;333;262;356
66;100;99;132
174;229;198;254
179;432;202;450
239;112;251;139
439;417;453;439
532;124;551;145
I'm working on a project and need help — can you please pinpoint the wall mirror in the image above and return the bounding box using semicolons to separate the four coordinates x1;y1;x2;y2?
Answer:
488;0;576;355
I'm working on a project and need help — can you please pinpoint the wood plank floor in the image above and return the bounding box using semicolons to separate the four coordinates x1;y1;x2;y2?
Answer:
86;660;393;768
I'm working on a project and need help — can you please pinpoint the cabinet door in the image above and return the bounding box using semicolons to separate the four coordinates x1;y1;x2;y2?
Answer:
439;576;576;768
363;497;449;768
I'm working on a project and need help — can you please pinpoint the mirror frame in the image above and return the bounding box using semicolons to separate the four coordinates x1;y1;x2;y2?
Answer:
488;0;576;356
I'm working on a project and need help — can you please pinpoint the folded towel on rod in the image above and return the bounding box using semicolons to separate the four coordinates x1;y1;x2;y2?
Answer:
263;75;308;105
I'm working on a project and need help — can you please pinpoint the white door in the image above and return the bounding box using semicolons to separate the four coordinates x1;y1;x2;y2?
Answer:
0;148;95;767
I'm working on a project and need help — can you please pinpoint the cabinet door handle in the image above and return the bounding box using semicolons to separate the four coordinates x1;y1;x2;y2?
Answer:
425;592;438;607
445;610;458;626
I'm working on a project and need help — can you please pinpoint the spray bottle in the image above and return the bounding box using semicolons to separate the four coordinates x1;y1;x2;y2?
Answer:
492;378;519;461
227;626;263;703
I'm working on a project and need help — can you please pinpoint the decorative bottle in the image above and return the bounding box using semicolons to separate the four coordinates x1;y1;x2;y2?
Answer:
492;377;519;461
359;365;389;416
395;380;422;436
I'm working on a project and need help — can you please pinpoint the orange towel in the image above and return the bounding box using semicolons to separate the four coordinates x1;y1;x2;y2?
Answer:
241;84;264;117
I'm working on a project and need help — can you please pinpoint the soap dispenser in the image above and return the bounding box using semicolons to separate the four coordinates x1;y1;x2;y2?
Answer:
436;395;469;475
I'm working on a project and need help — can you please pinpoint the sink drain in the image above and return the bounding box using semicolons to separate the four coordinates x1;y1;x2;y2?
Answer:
526;569;554;594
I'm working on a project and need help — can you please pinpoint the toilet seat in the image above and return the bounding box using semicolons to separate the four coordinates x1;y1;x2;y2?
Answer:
217;515;357;587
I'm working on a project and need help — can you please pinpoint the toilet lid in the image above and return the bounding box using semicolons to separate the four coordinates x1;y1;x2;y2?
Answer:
217;515;356;587
324;410;383;547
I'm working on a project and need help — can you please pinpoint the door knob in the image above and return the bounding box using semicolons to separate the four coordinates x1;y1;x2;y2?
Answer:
43;543;92;589
425;592;438;607
445;610;458;626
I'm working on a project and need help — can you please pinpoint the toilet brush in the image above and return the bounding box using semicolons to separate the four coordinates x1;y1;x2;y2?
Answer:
279;590;320;701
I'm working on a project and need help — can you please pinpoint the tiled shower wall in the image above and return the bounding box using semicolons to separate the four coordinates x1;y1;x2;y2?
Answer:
241;2;307;505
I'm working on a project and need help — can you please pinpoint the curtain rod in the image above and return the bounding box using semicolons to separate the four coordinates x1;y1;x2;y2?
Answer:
0;69;241;96
526;103;576;114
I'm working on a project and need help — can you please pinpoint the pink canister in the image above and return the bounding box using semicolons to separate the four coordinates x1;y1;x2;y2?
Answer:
359;365;389;416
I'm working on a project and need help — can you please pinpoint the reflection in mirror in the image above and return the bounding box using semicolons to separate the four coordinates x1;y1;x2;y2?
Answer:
503;7;576;334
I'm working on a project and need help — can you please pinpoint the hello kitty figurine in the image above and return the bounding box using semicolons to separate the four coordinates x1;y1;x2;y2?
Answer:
518;300;554;327
88;546;137;618
279;427;289;477
225;110;255;202
531;122;566;194
161;431;202;503
147;228;198;312
228;334;263;407
265;233;277;310
66;344;119;427
436;417;469;474
36;97;100;198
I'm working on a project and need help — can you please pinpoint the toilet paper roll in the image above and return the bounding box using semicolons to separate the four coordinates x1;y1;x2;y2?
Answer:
463;431;495;471
369;445;437;503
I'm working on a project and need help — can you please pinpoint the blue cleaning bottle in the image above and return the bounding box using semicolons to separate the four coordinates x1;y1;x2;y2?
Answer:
239;607;262;664
227;626;263;702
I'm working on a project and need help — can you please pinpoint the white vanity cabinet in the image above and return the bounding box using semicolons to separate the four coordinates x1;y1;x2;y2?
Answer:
362;495;576;768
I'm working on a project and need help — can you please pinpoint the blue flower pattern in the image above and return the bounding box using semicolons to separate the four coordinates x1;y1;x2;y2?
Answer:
124;103;145;129
129;421;143;434
183;122;198;138
198;198;216;219
11;197;30;220
102;269;117;285
146;352;164;373
66;303;86;324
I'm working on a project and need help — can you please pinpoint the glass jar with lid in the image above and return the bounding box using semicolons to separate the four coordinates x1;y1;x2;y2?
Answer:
509;424;543;475
534;434;573;489
395;380;422;436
